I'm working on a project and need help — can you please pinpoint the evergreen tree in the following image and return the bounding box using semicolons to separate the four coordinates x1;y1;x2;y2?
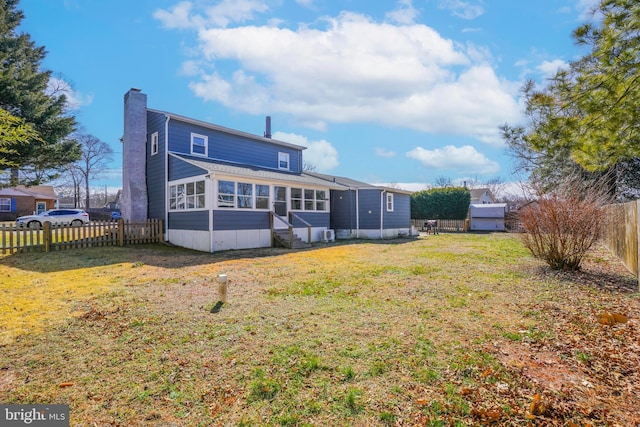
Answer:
0;107;39;168
0;0;78;185
502;0;640;199
411;187;470;220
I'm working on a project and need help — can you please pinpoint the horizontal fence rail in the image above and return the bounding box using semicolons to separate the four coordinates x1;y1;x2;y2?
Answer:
0;219;163;254
411;219;469;233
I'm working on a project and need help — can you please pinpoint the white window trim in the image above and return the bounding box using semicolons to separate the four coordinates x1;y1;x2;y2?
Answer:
386;193;394;212
190;133;208;157
290;187;328;212
168;177;207;212
278;152;290;171
0;198;10;212
151;132;159;156
215;178;273;211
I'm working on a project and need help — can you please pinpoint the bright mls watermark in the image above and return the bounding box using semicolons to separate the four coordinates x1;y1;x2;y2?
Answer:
1;405;69;426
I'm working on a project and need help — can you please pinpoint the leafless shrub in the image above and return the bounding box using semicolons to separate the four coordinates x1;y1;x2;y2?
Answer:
519;176;612;271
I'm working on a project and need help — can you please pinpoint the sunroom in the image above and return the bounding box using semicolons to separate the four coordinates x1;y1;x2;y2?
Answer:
165;154;344;251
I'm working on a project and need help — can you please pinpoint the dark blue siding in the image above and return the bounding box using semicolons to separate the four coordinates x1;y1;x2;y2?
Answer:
168;155;208;181
213;210;270;231
330;190;357;230
147;111;167;223
167;119;302;172
358;189;382;230
293;212;329;228
168;211;209;231
384;193;411;228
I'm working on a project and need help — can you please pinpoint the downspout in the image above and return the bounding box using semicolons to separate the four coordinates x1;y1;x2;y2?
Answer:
380;190;386;239
355;189;360;239
164;114;170;242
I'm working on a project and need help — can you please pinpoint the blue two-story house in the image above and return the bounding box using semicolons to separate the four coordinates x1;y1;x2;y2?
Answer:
121;88;412;252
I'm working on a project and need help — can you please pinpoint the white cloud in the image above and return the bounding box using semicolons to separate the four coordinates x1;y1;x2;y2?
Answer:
47;77;93;110
536;59;568;78
272;131;339;171
406;145;499;174
375;148;396;158
153;1;197;29
179;60;202;76
154;0;269;29
374;182;428;192
386;0;420;25
156;4;520;146
295;0;315;7
574;0;600;21
203;0;270;28
438;0;485;20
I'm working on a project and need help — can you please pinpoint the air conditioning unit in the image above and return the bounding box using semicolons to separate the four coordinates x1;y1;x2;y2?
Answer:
321;229;335;242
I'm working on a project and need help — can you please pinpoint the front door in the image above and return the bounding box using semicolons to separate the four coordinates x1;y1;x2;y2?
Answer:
273;186;287;228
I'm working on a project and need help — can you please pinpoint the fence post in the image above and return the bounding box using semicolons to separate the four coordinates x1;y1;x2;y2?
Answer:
118;218;125;246
43;222;51;252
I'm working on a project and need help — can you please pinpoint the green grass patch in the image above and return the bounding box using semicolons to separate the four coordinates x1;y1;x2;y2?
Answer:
1;234;637;425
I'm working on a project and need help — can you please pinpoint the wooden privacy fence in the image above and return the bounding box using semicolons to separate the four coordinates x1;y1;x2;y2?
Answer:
0;219;163;254
602;201;639;287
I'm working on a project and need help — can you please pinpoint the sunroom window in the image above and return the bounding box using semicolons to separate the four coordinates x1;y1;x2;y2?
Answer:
291;188;302;210
169;180;205;211
256;184;270;209
237;182;253;209
217;180;235;208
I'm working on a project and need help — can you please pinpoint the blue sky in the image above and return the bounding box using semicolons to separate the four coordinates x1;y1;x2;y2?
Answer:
19;0;599;194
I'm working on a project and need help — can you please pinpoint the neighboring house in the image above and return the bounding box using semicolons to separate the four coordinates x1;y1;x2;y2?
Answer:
469;203;507;231
121;88;412;252
469;188;496;205
0;185;58;221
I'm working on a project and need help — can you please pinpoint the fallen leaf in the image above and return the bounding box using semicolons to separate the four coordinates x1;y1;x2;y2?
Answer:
597;312;628;325
612;313;628;323
460;387;473;395
471;408;502;422
529;393;549;416
415;398;428;405
59;382;73;388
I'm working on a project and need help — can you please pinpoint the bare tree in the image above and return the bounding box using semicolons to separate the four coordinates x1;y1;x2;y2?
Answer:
56;165;84;207
303;161;317;172
433;176;453;188
483;176;508;201
75;134;113;209
519;175;612;271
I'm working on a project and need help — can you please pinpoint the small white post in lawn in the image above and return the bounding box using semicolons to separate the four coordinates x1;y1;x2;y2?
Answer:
217;274;228;302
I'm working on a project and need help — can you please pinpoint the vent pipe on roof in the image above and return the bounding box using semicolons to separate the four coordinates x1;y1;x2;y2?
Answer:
264;116;272;138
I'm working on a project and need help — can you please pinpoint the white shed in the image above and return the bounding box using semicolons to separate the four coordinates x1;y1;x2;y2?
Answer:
469;203;507;231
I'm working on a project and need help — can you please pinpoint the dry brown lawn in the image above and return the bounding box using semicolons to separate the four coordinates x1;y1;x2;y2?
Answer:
1;233;638;426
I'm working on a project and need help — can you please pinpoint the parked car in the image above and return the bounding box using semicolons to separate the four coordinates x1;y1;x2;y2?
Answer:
15;209;90;229
110;211;122;220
